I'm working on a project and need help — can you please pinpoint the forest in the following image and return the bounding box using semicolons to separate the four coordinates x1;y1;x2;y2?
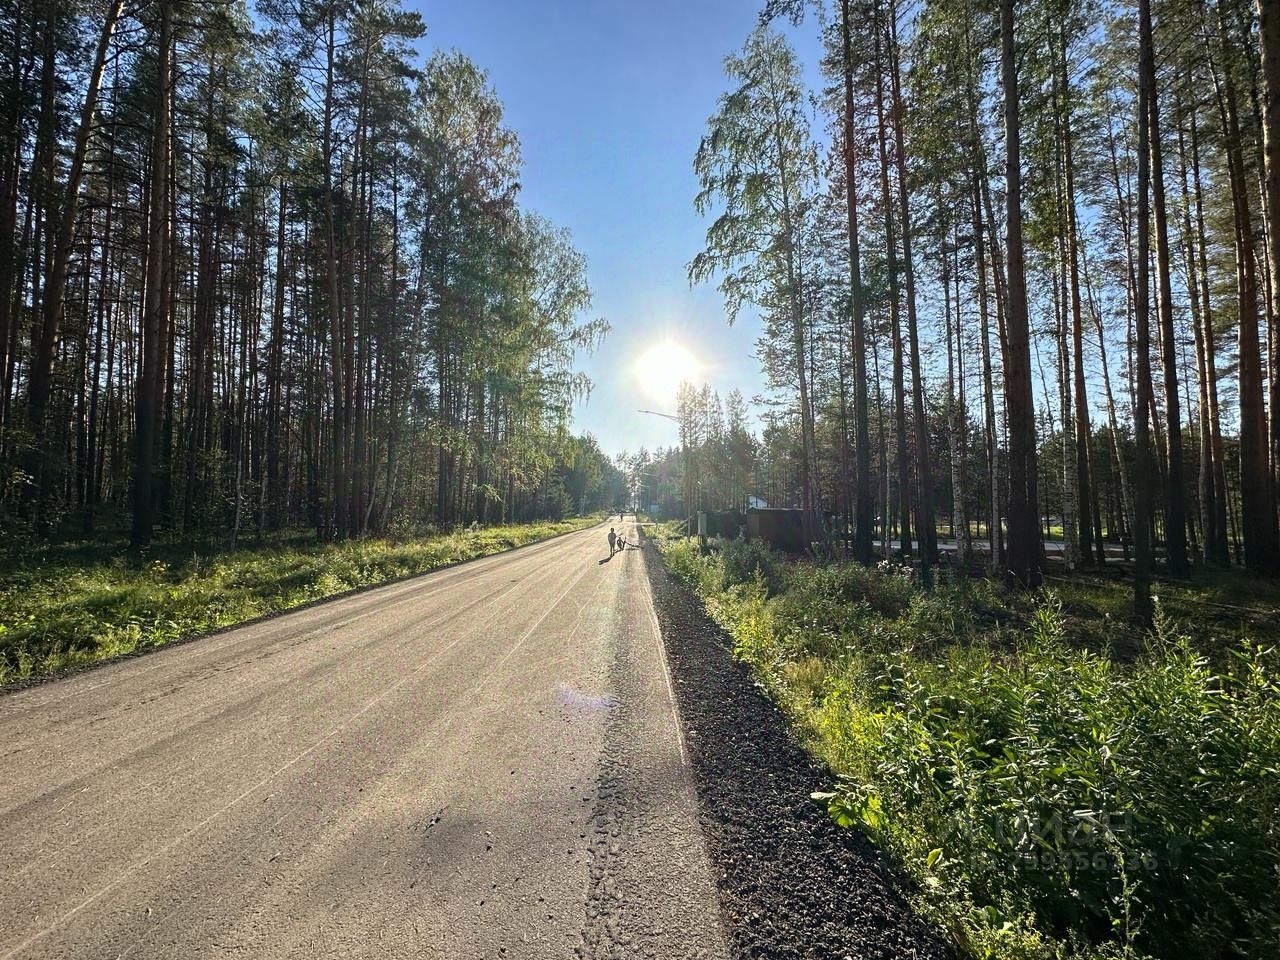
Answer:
639;2;1280;955
0;0;622;553
628;0;1280;625
2;0;1279;954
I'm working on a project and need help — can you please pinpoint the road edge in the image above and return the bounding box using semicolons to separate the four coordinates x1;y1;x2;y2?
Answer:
2;519;605;696
638;531;952;959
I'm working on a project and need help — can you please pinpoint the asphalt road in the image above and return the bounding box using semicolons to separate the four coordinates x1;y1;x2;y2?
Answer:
0;522;729;959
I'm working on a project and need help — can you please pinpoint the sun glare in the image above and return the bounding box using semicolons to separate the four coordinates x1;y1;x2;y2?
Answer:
635;340;702;405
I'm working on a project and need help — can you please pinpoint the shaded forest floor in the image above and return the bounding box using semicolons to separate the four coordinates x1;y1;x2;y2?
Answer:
0;516;600;685
1045;562;1280;659
864;533;1280;659
653;529;1280;960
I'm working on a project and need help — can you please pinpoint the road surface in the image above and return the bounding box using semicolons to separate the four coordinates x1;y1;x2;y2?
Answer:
0;521;728;959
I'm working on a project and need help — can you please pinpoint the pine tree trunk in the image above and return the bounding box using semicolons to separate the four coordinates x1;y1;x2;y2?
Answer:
1259;0;1280;500
85;153;113;533
963;20;1004;573
841;0;873;564
999;0;1040;587
874;4;911;558
28;0;125;487
132;0;172;549
1055;244;1078;568
1060;31;1096;565
888;0;935;567
266;181;287;530
944;237;970;564
323;10;347;540
871;329;891;559
1145;15;1188;576
0;6;24;435
1052;69;1079;569
1133;0;1158;622
1190;105;1231;565
771;131;822;548
1209;0;1279;572
1176;106;1216;565
972;173;1001;574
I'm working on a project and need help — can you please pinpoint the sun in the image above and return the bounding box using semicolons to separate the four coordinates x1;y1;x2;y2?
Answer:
635;340;702;405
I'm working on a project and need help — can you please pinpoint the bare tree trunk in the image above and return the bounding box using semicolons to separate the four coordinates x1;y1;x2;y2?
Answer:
1133;0;1157;622
972;173;1001;574
874;3;911;559
766;73;824;550
1259;0;1280;497
871;327;890;560
888;0;936;568
0;5;22;435
26;6;56;446
1208;0;1279;572
1145;13;1188;576
29;0;125;450
1060;30;1096;565
85;137;115;533
963;17;1003;573
1055;244;1078;567
132;0;172;549
999;0;1040;587
945;232;970;563
841;0;873;564
1176;103;1216;566
266;181;287;530
1052;67;1079;568
1191;104;1231;565
323;10;347;540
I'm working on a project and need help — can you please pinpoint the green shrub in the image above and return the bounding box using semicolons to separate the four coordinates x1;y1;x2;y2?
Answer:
660;541;1280;960
659;538;719;595
719;538;781;593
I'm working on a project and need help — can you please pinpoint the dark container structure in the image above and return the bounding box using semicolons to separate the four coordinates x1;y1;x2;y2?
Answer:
745;507;807;553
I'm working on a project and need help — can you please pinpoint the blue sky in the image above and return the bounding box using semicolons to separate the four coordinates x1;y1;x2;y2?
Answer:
415;1;825;458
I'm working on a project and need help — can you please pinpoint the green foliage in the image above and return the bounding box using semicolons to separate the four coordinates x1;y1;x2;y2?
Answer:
0;518;596;684
719;538;781;593
660;539;1280;960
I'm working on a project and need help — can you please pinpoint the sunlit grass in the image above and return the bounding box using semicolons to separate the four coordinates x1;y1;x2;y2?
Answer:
0;518;597;684
655;533;1280;960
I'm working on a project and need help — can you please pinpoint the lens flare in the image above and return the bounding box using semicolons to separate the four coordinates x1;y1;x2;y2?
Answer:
634;340;702;404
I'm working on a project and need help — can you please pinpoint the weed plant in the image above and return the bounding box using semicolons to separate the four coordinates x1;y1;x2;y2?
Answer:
660;536;1280;960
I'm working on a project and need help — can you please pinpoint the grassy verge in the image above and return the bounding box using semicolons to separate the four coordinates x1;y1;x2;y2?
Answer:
654;533;1280;960
0;517;599;684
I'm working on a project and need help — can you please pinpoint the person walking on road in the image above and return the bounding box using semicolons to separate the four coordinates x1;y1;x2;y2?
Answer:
607;527;617;557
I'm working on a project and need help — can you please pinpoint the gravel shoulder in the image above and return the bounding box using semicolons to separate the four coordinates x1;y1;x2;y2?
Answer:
641;539;951;960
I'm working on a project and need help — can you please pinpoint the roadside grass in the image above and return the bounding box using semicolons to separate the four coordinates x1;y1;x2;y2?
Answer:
655;533;1280;960
0;517;598;684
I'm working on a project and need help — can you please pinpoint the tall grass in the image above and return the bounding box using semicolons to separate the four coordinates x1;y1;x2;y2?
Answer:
0;518;597;683
660;537;1280;960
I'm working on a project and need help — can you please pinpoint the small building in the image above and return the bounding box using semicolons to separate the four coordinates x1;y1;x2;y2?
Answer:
746;507;807;553
701;509;745;539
